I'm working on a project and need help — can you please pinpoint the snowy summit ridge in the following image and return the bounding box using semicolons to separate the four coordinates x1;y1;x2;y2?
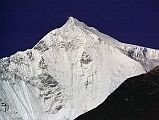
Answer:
0;17;159;120
64;17;88;28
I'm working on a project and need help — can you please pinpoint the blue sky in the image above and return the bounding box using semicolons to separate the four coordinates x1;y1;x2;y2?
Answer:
0;0;159;58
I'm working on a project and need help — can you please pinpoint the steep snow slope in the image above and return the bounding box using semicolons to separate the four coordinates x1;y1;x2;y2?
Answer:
0;17;159;120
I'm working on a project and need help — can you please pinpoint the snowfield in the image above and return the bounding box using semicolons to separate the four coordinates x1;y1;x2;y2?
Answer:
0;17;159;120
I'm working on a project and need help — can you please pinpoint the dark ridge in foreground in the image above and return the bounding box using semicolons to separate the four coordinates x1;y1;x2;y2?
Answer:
76;66;159;120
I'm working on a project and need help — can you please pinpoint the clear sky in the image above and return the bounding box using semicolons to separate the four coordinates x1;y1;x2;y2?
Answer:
0;0;159;58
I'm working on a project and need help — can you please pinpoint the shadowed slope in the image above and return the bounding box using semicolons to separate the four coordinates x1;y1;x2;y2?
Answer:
76;66;159;120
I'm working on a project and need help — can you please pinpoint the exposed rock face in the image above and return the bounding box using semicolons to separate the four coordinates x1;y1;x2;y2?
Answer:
0;17;159;120
76;66;159;120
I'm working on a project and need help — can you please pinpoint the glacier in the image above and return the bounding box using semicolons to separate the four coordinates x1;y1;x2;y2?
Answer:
0;17;159;120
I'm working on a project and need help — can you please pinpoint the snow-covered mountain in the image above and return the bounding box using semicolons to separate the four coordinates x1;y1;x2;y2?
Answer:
0;17;159;120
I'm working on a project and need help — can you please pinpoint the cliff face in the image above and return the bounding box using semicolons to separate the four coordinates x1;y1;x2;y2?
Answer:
76;66;159;120
0;17;159;120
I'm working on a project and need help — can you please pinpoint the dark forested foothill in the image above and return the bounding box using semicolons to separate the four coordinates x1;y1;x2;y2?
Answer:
76;66;159;120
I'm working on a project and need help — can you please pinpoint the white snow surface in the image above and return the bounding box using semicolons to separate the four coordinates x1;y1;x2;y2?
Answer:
0;17;159;120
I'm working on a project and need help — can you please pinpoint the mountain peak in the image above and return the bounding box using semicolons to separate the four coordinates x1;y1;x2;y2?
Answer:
68;16;76;22
63;16;86;29
1;17;159;120
64;16;78;26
